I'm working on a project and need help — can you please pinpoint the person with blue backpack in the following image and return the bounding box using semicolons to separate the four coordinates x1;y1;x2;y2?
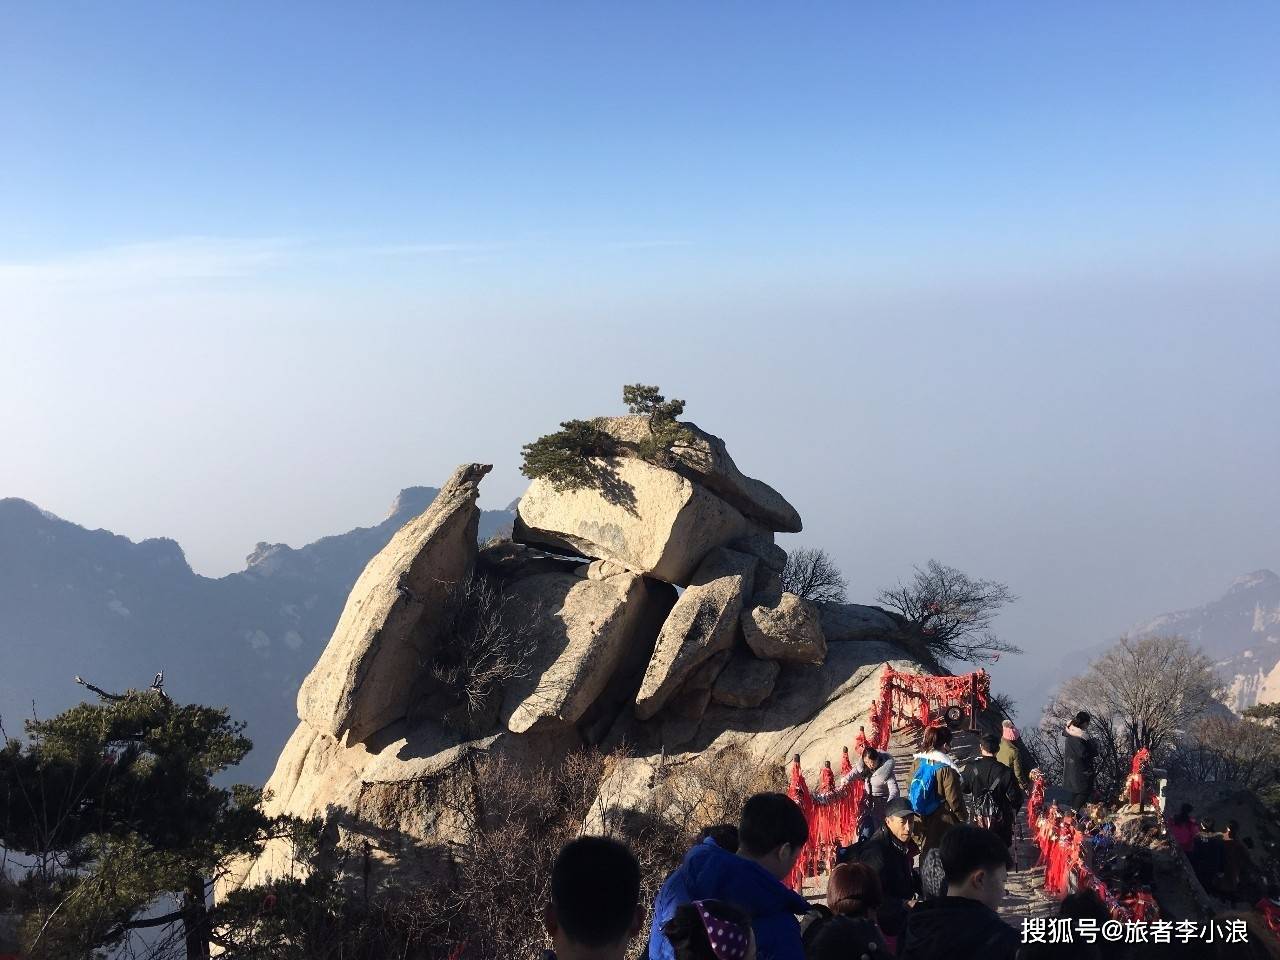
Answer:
908;724;967;857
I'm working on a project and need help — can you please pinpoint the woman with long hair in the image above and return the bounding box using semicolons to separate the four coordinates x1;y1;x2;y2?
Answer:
909;724;967;856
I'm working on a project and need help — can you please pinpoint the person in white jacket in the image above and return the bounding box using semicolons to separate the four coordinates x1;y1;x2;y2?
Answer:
858;746;900;832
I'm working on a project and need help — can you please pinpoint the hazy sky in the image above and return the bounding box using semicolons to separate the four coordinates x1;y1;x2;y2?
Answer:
3;2;1278;713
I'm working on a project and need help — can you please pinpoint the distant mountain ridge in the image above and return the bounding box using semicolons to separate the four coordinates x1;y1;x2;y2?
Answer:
0;490;513;783
1127;569;1280;712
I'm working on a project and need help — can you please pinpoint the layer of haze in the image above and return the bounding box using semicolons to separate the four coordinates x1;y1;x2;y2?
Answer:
3;2;1278;714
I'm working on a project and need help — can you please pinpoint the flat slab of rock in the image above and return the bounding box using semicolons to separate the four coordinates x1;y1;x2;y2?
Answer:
635;547;757;720
499;571;672;734
297;463;491;742
595;415;802;533
742;591;827;664
817;603;903;642
514;456;749;585
712;653;781;708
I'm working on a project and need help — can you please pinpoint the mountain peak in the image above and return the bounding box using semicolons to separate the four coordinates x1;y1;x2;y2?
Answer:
386;486;439;521
1227;570;1280;594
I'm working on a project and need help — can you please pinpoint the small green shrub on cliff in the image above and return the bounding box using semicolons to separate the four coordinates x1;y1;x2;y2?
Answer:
519;383;694;492
518;418;618;492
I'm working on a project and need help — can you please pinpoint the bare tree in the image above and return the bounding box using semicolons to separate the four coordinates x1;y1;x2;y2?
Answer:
427;573;541;725
1167;713;1280;792
781;548;848;604
876;560;1019;664
1038;634;1222;799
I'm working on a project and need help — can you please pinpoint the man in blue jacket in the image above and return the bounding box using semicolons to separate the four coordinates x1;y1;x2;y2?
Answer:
649;792;811;960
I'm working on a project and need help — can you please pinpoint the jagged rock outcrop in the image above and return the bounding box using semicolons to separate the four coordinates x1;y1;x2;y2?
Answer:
225;417;946;905
634;548;757;720
594;416;802;532
297;463;492;743
514;457;750;585
499;571;676;734
742;591;827;664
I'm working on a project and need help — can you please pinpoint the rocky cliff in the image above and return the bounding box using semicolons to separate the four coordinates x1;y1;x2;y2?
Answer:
222;418;928;896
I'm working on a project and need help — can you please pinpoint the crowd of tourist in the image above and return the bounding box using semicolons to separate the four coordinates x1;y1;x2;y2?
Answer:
540;793;1018;960
537;714;1279;959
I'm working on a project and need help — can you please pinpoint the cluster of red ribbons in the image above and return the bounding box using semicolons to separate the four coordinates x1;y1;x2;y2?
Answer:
867;668;990;750
783;666;990;890
785;747;862;889
1126;747;1152;807
1029;757;1157;922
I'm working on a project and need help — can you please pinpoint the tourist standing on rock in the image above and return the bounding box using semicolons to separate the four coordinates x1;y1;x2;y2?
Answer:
897;825;1018;960
908;725;967;856
855;746;900;833
996;719;1033;793
1062;711;1097;811
962;734;1023;848
544;836;644;960
662;900;757;960
649;793;812;960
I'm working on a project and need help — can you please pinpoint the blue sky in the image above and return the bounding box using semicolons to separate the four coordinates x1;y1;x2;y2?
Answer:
3;2;1279;715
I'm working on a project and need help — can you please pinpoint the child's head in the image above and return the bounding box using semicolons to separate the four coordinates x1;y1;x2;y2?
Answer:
662;900;756;960
738;792;809;880
544;836;642;955
697;824;740;853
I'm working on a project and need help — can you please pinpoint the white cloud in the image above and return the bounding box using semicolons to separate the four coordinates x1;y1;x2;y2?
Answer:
0;237;295;292
0;236;497;299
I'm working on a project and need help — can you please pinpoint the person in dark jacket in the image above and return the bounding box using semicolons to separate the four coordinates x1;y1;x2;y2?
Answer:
543;836;644;960
1062;711;1098;810
961;734;1024;848
838;797;919;917
649;793;811;960
899;825;1017;960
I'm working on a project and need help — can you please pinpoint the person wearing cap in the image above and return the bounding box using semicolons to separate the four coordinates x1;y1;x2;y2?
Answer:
838;797;920;922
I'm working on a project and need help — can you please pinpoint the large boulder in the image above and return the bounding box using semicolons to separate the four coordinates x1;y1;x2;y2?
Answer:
297;463;491;743
514;457;750;585
499;571;676;734
711;653;781;708
634;548;757;720
594;416;802;532
742;591;827;664
817;603;904;642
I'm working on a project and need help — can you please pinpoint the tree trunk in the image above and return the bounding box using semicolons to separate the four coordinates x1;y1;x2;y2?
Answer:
182;875;210;960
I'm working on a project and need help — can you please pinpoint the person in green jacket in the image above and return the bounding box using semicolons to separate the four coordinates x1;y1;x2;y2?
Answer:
995;720;1033;793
